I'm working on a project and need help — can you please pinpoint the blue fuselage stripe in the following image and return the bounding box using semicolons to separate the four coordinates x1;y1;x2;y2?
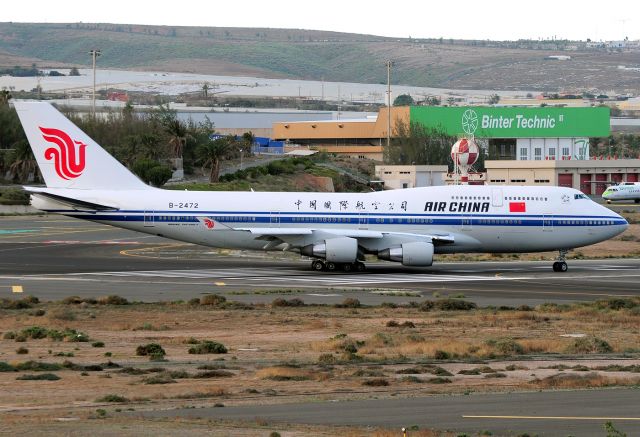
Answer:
61;212;627;227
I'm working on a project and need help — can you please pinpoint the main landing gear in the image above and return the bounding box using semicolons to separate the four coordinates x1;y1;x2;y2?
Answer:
311;260;366;272
552;249;569;272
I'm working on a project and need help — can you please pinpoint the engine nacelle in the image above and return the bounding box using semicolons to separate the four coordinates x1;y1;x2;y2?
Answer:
378;241;434;266
301;237;358;263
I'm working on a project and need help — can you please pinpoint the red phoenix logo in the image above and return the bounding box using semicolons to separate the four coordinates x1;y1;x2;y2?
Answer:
40;127;87;180
203;218;215;229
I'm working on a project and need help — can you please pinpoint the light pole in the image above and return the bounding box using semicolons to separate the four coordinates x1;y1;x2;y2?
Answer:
239;148;244;171
385;60;394;149
89;49;101;117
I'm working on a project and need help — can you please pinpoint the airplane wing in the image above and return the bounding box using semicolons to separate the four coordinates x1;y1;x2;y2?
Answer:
196;216;455;248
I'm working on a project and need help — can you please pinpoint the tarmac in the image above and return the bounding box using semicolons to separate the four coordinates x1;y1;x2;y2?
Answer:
1;215;639;306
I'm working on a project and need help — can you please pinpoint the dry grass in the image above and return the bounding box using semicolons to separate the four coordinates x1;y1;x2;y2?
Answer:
531;373;640;389
0;299;638;419
255;366;313;381
519;338;568;354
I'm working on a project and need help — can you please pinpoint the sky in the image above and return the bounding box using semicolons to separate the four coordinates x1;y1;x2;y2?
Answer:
4;0;640;41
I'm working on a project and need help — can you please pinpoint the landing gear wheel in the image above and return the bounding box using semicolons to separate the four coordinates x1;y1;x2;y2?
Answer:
553;250;569;272
325;262;337;271
552;261;568;272
341;263;353;273
311;260;325;271
355;262;366;272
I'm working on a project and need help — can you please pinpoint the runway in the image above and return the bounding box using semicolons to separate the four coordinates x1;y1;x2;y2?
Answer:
1;215;639;306
140;388;640;436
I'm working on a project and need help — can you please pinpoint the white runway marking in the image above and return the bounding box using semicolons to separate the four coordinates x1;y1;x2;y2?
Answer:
72;268;517;285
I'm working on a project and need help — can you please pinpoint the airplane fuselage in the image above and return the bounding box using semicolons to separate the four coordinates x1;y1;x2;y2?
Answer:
603;182;640;203
32;184;627;255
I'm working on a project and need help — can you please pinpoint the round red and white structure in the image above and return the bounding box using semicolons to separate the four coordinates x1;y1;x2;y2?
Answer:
451;138;479;184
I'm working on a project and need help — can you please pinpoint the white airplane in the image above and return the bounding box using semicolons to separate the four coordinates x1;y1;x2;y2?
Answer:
602;182;640;204
14;101;628;273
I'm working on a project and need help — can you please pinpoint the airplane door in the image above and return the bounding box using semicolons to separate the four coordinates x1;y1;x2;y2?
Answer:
358;213;369;230
270;211;280;227
543;214;553;232
461;215;473;231
144;211;155;227
491;188;503;207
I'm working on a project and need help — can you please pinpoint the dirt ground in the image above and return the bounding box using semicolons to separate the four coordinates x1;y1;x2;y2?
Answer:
0;297;639;435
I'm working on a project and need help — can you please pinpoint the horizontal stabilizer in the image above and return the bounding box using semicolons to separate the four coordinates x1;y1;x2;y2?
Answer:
26;188;118;212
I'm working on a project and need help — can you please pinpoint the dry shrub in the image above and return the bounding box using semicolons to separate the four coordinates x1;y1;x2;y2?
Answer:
532;373;640;389
307;319;328;330
395;339;473;358
256;366;312;381
199;294;226;306
565;336;613;354
519;338;567;354
48;307;76;321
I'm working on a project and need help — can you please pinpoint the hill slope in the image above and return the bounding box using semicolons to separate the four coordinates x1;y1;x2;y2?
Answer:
1;22;639;92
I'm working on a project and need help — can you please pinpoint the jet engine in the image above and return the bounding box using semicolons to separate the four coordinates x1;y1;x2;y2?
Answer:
301;237;358;263
378;241;434;266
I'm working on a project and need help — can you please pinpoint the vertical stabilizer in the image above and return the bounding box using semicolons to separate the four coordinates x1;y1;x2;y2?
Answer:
13;101;149;190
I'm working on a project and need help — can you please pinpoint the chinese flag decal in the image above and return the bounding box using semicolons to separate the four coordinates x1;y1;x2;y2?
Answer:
509;202;526;213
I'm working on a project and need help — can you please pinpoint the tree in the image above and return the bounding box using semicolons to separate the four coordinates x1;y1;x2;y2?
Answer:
393;94;415;106
385;120;455;169
7;140;38;182
197;136;236;183
0;89;12;106
131;159;172;187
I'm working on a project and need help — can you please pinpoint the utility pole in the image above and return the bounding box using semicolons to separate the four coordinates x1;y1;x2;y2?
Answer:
89;49;101;117
385;60;393;149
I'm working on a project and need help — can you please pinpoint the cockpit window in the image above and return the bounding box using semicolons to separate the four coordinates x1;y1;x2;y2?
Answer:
574;194;587;199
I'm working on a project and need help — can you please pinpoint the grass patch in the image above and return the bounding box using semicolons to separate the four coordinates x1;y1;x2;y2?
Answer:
142;374;176;384
193;370;234;378
362;378;389;386
425;377;452;384
256;367;312;381
14;361;62;371
564;336;613;354
531;373;640;389
16;373;60;381
96;394;129;403
272;297;305;307
0;362;16;372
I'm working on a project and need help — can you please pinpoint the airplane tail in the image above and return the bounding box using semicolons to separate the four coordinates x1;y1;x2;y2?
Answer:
13;101;149;190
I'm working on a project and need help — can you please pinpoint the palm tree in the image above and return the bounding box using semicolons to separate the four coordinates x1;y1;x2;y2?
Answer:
166;119;187;159
197;137;235;183
7;140;38;182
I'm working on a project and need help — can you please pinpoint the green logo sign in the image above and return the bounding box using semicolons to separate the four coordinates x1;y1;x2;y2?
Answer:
461;109;478;135
410;106;610;138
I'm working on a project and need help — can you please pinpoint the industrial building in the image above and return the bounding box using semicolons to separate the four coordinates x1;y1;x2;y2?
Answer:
485;159;640;195
274;104;640;195
374;165;448;189
273;106;609;162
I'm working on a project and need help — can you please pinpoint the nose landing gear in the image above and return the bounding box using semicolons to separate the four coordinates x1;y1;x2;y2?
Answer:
552;249;569;272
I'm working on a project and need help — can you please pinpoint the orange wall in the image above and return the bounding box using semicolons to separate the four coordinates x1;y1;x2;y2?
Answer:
272;107;409;140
